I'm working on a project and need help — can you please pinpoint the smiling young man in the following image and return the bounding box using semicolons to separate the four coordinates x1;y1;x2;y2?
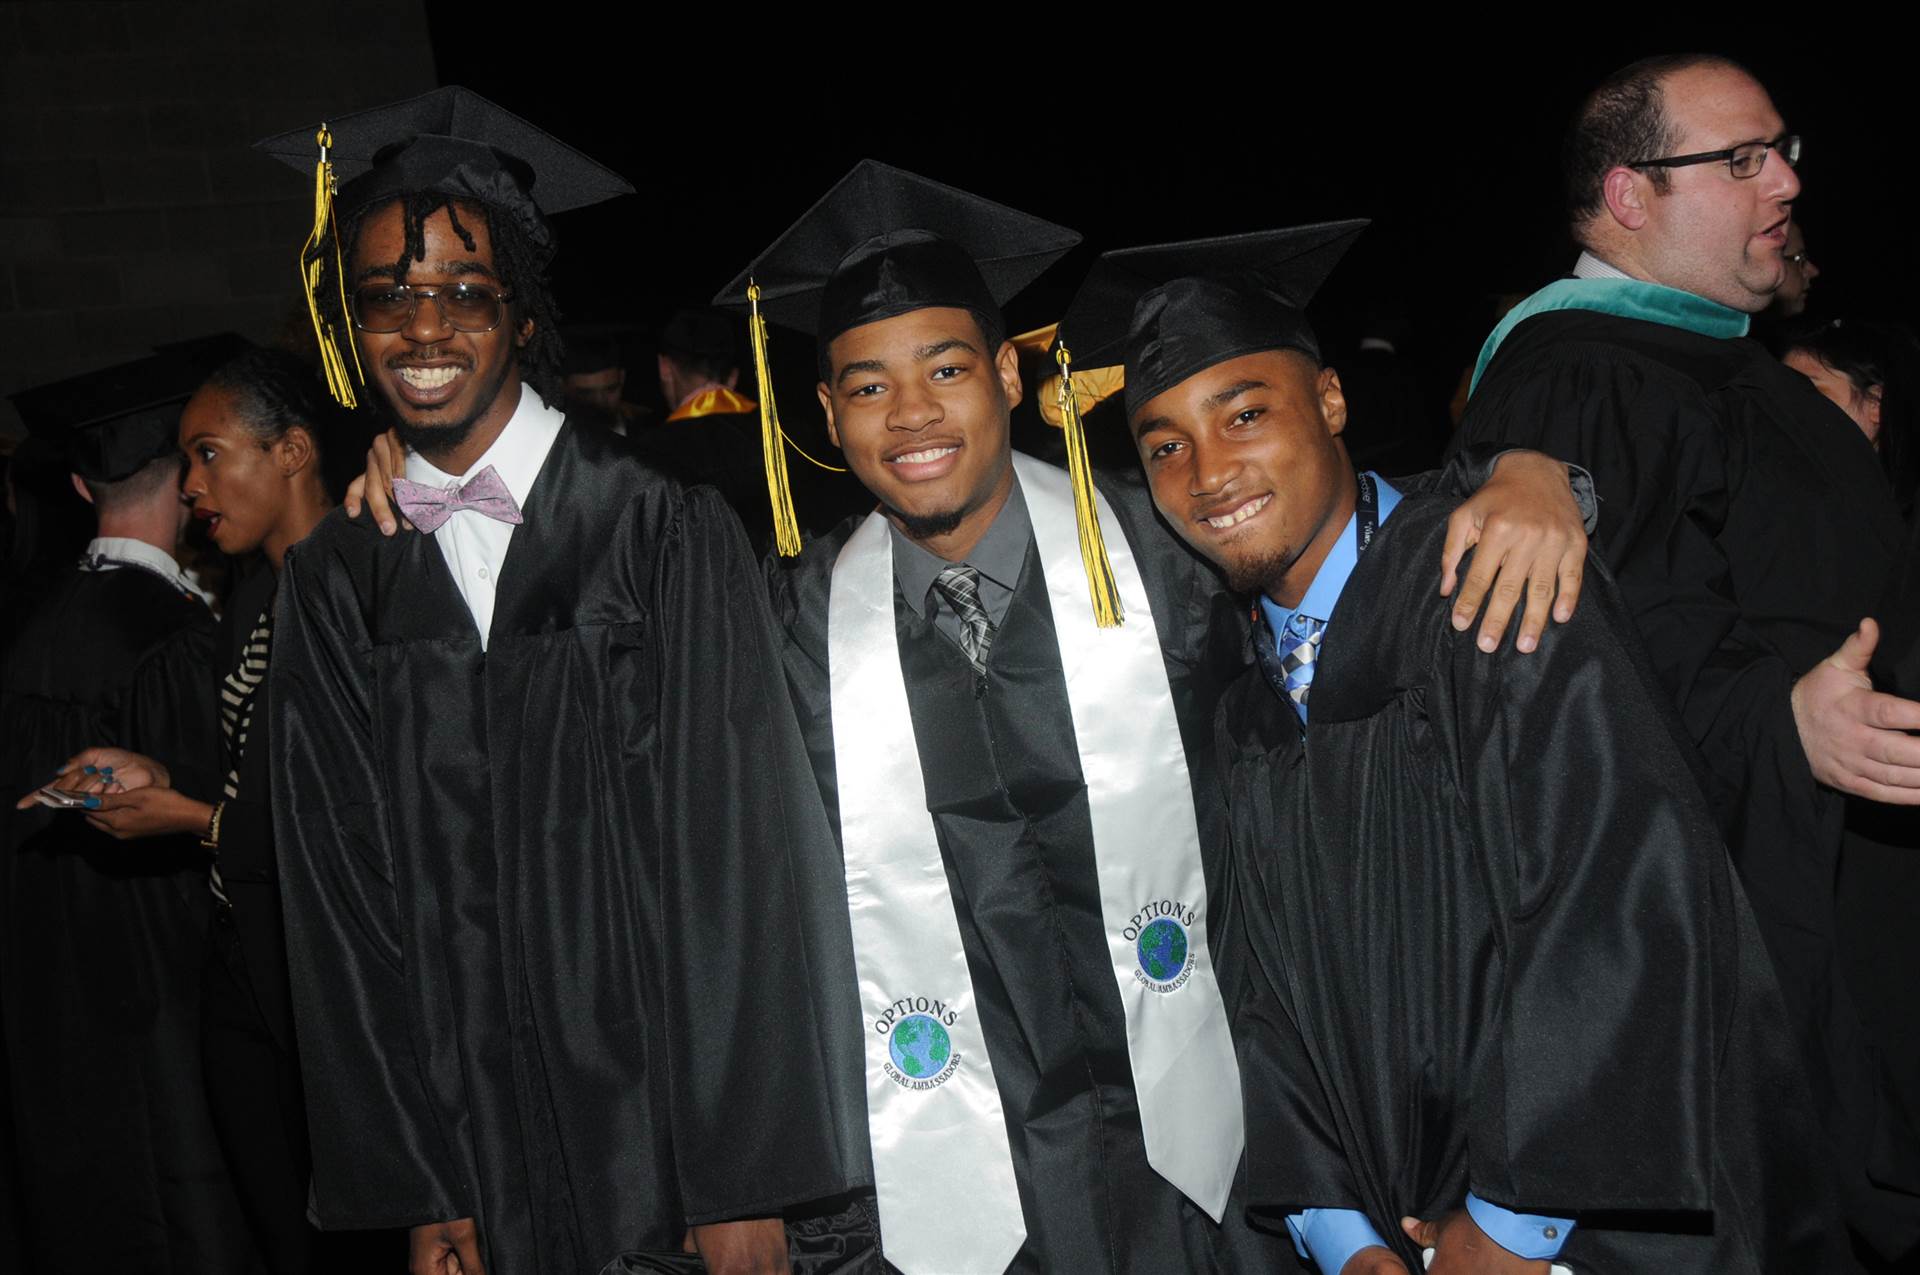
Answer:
254;89;868;1275
1453;54;1920;1262
706;166;1594;1274
1062;226;1857;1274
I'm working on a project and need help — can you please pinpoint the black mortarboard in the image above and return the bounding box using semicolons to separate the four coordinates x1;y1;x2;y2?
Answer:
9;352;204;483
255;86;633;248
1057;220;1368;419
712;159;1081;342
254;87;633;407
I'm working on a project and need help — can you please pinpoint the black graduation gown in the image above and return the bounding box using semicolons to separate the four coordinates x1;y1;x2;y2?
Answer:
0;562;253;1274
629;403;777;553
269;421;871;1274
768;464;1279;1272
1218;494;1856;1273
1452;310;1920;1255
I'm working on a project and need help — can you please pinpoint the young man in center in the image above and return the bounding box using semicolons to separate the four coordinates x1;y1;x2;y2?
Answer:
717;166;1593;1274
1060;227;1856;1272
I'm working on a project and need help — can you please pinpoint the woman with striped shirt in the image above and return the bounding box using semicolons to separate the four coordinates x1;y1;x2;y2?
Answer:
38;346;374;1273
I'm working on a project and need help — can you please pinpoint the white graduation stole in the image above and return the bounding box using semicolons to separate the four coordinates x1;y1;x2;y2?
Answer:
827;455;1244;1275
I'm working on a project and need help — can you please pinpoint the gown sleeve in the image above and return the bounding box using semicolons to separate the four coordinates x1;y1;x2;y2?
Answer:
1441;557;1723;1215
269;536;469;1229
651;488;868;1225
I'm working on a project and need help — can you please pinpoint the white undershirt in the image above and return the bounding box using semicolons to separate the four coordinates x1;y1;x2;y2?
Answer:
402;383;563;649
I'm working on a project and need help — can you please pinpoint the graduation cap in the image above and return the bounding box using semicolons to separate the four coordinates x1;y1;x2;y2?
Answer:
9;350;206;483
1057;220;1368;420
254;86;634;409
713;159;1081;342
710;162;1119;620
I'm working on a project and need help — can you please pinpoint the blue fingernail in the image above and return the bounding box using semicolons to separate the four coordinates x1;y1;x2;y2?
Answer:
83;765;97;775
100;766;114;776
83;796;101;810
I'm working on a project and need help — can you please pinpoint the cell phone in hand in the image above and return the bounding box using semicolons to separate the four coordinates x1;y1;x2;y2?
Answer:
31;787;91;810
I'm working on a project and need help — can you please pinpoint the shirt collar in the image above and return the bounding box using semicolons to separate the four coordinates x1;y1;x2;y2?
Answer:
1572;250;1634;281
892;471;1031;620
403;382;565;507
82;536;212;605
1257;472;1400;640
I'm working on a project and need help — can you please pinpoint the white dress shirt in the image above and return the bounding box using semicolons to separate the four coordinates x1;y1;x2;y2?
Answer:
402;384;564;649
1572;250;1634;281
82;535;213;606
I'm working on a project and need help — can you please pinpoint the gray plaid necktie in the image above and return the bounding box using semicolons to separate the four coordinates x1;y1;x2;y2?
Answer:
933;563;996;675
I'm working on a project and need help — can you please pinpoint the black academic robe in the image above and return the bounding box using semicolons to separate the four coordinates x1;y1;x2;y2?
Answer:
0;562;253;1274
270;421;871;1274
1453;310;1920;1256
768;464;1278;1272
1218;494;1855;1273
630;402;776;553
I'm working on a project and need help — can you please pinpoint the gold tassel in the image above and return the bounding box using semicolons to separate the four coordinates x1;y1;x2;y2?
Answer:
748;281;805;556
1055;342;1124;627
300;126;364;408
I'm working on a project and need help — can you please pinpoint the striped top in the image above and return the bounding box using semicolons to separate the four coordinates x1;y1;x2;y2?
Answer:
210;601;272;905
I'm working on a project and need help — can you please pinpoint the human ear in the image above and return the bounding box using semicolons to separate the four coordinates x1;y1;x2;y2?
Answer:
275;426;316;478
817;382;840;450
1319;366;1349;437
515;316;534;349
1602;166;1649;231
994;341;1023;411
70;473;94;505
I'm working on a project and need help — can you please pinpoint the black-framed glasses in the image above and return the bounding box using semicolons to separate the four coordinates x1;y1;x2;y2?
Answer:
351;282;514;334
1628;134;1801;179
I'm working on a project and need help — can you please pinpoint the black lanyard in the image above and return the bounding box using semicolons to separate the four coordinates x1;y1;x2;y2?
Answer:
1353;471;1380;561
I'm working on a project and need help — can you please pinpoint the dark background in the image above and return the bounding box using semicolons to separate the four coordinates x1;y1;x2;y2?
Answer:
427;22;1908;429
3;5;1908;438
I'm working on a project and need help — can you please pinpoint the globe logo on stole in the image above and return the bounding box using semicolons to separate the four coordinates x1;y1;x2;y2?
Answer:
1137;919;1189;981
1126;900;1198;993
888;1014;952;1079
874;997;965;1090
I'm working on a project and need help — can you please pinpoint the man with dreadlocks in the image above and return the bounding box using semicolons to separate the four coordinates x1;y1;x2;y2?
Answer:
254;89;871;1275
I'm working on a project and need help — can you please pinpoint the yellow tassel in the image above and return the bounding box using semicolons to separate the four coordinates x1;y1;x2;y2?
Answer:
748;281;805;556
1055;342;1124;627
300;126;364;409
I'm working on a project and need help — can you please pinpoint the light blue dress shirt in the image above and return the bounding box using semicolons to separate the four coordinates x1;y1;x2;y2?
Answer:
1268;475;1574;1272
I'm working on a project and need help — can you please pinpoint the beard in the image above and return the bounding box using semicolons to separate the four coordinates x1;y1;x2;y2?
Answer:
1221;542;1298;599
392;413;483;459
884;502;968;542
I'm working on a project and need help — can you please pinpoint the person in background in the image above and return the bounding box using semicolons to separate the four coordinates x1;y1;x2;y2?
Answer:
36;346;395;1273
1452;55;1920;1263
1;351;250;1274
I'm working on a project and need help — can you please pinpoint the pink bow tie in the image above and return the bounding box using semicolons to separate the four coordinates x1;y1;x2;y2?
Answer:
391;466;525;534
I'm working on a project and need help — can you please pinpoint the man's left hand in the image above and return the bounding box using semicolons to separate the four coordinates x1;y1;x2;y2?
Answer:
1402;1211;1550;1274
84;788;212;841
1440;451;1587;654
683;1217;788;1275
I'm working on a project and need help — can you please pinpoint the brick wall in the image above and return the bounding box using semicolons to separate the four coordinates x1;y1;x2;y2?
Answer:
0;0;438;435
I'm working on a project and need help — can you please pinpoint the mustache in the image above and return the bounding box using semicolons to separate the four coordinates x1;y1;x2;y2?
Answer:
385;349;473;369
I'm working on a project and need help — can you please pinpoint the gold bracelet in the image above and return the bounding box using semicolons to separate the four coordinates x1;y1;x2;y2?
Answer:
200;800;225;851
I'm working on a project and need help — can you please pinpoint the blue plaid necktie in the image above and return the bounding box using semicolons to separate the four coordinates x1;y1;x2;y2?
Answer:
1280;612;1326;722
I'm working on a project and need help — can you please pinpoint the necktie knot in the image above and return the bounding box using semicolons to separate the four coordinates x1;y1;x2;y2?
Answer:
933;563;996;676
391;465;525;534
